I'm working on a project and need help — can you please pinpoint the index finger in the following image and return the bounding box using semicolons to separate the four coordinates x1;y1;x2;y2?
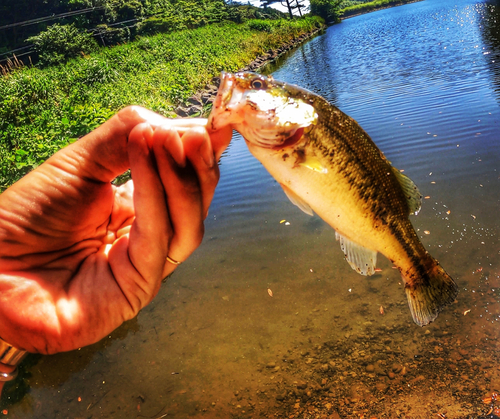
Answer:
53;107;207;185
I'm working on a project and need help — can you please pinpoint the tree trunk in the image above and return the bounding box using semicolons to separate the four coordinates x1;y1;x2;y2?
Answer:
281;0;293;18
296;0;303;17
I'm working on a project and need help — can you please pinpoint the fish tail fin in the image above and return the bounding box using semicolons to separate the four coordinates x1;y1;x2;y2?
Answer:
404;261;458;326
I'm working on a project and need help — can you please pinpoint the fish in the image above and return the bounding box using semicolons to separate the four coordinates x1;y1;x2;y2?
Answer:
207;71;458;327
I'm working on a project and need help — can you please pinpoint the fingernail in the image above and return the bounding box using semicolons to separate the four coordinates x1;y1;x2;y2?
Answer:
199;136;215;167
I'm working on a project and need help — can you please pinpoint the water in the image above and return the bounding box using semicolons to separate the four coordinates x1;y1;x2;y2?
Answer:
4;1;500;417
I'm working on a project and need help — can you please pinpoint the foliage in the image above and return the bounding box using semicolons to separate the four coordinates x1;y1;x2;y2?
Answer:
339;0;411;16
246;19;273;33
139;0;230;33
310;0;342;22
94;24;131;46
1;0;278;59
227;4;285;23
261;0;307;18
26;23;99;66
337;0;376;8
0;16;324;190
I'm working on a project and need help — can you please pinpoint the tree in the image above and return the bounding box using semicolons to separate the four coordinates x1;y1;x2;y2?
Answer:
261;0;305;19
309;0;341;22
290;0;306;17
26;23;98;66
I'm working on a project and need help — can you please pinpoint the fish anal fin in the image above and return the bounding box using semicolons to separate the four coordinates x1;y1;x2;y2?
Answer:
335;232;377;276
280;183;314;216
404;262;458;326
392;167;422;215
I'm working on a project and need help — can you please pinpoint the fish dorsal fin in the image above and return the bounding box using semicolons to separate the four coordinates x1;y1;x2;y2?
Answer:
280;183;314;216
335;232;377;276
392;167;422;215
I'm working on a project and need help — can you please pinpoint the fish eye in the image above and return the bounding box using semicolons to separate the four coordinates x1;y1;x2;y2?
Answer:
251;79;266;89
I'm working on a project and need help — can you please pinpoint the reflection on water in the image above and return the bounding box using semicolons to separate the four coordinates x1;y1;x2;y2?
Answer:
481;0;500;103
4;0;500;417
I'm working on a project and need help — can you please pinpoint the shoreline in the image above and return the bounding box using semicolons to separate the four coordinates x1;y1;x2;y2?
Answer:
175;25;326;117
340;0;424;19
176;0;423;117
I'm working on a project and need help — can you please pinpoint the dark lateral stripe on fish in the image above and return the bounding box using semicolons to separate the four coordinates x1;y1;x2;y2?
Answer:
208;71;459;327
312;102;410;224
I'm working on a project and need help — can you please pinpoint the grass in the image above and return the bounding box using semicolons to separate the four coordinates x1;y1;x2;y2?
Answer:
340;0;417;16
0;16;324;190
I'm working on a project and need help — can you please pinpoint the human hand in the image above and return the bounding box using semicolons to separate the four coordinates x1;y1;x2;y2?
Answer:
0;106;232;354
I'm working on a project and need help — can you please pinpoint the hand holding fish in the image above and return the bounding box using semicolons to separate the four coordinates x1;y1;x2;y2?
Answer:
0;106;232;358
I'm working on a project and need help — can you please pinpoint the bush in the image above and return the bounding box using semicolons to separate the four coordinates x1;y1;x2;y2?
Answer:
94;24;131;46
310;0;342;22
247;19;273;33
137;17;177;35
116;0;144;20
26;23;98;66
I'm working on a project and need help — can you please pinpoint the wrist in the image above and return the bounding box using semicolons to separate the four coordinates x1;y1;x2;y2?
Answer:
0;336;28;382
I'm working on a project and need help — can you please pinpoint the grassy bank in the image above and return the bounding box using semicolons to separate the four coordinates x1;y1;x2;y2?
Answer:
0;16;323;190
340;0;421;18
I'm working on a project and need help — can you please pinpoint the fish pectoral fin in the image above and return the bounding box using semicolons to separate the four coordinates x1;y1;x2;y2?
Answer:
298;156;328;174
392;167;422;215
335;232;377;276
280;183;314;216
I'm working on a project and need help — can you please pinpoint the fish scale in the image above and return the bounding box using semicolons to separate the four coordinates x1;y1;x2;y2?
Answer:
208;71;458;326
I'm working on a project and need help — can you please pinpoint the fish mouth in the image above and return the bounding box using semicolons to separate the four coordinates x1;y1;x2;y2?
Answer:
208;72;243;131
208;71;317;149
214;72;234;111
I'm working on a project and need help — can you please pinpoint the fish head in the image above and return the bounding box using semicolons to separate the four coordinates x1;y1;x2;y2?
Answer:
208;72;318;149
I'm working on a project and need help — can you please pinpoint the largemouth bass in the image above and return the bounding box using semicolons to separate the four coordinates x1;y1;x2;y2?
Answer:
208;71;458;326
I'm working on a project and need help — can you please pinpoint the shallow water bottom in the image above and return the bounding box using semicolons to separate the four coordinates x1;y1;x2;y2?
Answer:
5;204;500;419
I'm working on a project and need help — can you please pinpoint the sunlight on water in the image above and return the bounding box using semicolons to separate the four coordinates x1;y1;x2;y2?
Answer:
4;1;500;418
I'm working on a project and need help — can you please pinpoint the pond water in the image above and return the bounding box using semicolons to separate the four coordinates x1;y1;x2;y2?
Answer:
3;0;500;418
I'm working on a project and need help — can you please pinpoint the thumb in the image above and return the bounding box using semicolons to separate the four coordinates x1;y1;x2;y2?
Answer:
208;124;233;161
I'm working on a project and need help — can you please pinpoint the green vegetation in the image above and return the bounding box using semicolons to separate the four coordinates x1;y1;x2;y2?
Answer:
0;0;286;58
26;23;99;66
0;16;323;190
310;0;342;22
339;0;416;17
308;0;418;22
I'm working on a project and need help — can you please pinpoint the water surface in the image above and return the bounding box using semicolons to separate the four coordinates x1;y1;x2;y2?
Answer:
3;0;500;417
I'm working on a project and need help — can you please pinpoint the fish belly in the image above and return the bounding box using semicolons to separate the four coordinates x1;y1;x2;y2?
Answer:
246;140;408;261
246;139;458;327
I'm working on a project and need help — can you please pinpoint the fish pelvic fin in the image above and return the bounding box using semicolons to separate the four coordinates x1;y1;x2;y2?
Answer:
280;183;314;216
335;232;377;276
404;262;458;326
